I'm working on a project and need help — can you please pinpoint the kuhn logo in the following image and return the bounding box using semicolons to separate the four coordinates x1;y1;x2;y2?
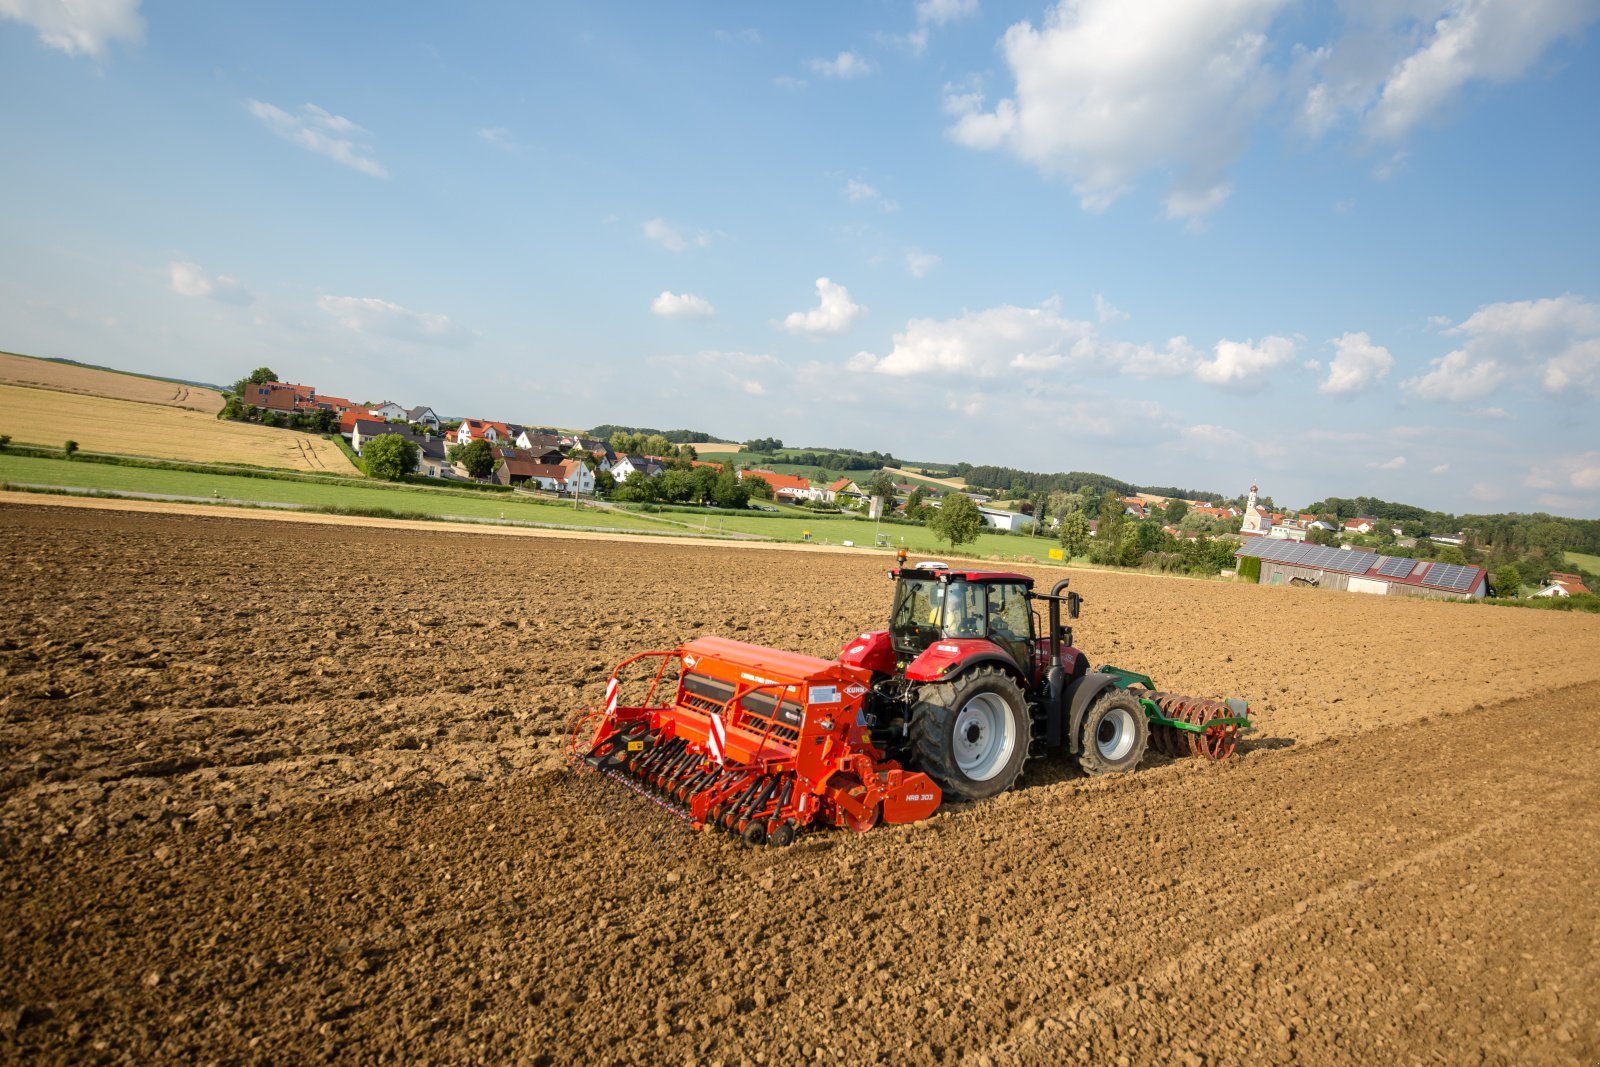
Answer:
845;683;867;698
937;644;960;653
847;645;865;655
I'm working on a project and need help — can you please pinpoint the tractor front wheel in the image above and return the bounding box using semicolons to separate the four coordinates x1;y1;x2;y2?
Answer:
909;666;1029;801
1077;690;1149;776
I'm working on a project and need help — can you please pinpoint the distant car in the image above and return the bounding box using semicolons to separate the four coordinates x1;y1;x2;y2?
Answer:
748;503;779;512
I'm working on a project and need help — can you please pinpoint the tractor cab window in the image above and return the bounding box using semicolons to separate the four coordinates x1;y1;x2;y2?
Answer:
940;580;987;639
890;576;944;653
986;582;1033;669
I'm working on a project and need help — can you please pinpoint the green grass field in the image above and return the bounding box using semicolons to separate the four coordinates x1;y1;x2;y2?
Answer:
629;501;1063;560
1;451;1068;560
0;453;674;532
1565;551;1600;574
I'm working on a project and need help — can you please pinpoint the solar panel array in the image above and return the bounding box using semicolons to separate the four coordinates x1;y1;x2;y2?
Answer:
1423;562;1479;592
1376;555;1417;578
1236;538;1482;593
1233;539;1377;574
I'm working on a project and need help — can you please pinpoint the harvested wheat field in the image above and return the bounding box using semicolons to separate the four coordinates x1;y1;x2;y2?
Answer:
0;352;223;412
0;383;357;473
3;502;1598;1065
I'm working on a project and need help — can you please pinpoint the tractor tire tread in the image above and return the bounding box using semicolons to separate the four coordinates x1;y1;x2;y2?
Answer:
908;666;1029;802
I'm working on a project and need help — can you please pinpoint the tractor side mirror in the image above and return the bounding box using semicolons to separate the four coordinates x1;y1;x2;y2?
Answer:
1066;591;1081;620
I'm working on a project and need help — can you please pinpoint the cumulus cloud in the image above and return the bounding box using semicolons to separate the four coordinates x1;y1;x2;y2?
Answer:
895;0;980;54
850;301;1202;382
844;179;898;211
1431;463;1450;474
642;218;711;252
1527;451;1600;493
905;249;940;278
1193;336;1298;391
1370;456;1407;470
317;295;470;346
809;51;872;79
0;0;143;58
1094;293;1128;325
1301;0;1599;143
650;291;715;320
1319;331;1395;395
167;261;253;306
248;101;388;178
945;0;1285;220
778;278;865;337
1403;294;1600;402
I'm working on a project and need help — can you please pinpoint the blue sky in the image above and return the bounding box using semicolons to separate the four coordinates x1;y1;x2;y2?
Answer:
2;1;1597;516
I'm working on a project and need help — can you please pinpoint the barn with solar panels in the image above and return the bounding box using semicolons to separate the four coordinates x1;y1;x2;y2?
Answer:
1234;540;1487;599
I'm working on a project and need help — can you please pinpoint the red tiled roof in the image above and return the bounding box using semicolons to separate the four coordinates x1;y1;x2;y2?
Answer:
742;469;810;493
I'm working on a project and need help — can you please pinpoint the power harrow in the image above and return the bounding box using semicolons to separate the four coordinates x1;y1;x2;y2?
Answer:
572;559;1251;845
573;637;940;846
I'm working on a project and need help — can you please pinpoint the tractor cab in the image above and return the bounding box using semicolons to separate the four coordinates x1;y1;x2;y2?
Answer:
887;566;1037;678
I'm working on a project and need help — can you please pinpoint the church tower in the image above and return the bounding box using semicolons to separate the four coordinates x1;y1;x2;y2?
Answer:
1241;482;1269;536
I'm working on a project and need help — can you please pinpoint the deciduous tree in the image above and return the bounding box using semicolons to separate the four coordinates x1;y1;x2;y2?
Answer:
931;493;984;552
362;434;419;481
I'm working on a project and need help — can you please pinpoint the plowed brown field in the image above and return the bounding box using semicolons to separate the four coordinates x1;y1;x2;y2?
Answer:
3;503;1598;1065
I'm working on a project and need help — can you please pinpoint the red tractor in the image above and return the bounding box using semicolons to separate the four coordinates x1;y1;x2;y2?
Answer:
838;557;1228;799
576;554;1248;844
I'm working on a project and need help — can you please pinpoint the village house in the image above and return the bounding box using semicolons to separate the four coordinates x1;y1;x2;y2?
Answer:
612;454;665;482
1536;572;1592;597
826;477;862;503
406;405;440;431
1342;517;1378;535
978;507;1030;533
739;468;821;502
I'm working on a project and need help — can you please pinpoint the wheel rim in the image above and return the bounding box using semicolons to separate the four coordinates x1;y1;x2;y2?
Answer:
952;692;1016;781
1095;706;1137;762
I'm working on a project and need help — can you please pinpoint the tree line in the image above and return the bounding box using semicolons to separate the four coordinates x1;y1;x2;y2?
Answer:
589;424;716;444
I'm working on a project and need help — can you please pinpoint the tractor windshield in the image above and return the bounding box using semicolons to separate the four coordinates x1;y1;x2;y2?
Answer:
890;576;944;655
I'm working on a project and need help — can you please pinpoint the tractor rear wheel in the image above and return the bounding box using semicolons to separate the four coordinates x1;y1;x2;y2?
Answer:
1077;690;1149;776
909;666;1029;801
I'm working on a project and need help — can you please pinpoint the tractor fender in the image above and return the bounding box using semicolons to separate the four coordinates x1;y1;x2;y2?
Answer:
903;639;1026;686
1063;672;1120;756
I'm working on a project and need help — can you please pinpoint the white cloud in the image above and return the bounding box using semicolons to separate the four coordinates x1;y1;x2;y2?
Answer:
1370;455;1407;470
247;101;388;178
1319;330;1395;395
853;302;1094;378
1527;451;1600;493
650;291;716;320
773;74;808;91
918;0;979;27
1467;406;1511;420
168;261;252;306
1094;293;1128;325
317;295;470;346
1304;0;1600;143
809;51;872;79
0;0;142;58
642;218;711;252
778;278;865;337
478;126;518;150
845;179;898;211
906;249;940;278
945;0;1286;219
1403;294;1600;402
849;300;1230;384
1193;336;1298;391
1431;463;1450;474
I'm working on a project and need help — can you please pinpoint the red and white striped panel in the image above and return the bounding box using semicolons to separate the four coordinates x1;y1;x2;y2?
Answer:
707;711;727;765
605;676;619;716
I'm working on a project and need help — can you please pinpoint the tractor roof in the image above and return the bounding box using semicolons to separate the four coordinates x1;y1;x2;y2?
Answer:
893;567;1033;585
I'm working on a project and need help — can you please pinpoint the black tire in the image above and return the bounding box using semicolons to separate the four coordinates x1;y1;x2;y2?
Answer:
1077;690;1149;776
909;666;1029;801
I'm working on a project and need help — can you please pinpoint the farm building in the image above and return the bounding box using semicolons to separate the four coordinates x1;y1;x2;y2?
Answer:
1234;540;1486;600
